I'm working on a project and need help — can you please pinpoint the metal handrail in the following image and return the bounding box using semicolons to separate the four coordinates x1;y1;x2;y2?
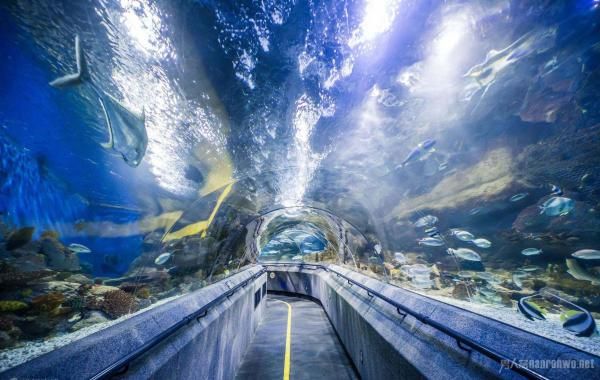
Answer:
263;262;548;380
90;268;267;380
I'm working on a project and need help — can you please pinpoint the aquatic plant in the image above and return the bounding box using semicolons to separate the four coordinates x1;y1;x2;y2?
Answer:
0;301;28;312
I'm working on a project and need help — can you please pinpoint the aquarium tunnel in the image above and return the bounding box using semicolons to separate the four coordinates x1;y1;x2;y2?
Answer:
1;0;600;379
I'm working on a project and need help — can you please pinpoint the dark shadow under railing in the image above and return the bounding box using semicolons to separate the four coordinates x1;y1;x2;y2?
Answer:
90;268;266;380
263;262;548;380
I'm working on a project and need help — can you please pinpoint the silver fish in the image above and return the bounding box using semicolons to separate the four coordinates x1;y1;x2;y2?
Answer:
414;215;438;228
447;248;481;262
418;237;445;247
471;238;492;248
452;229;475;241
68;243;91;254
521;248;542;256
510;192;529;202
539;196;574;216
566;259;600;285
154;252;172;265
572;249;600;260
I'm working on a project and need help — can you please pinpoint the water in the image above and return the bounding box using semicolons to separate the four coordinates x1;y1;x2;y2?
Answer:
1;0;600;365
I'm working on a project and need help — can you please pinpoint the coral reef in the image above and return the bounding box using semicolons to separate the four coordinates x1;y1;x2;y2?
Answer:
0;301;28;312
101;290;138;319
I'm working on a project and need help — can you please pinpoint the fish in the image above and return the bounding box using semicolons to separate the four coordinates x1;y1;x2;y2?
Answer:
49;35;86;88
6;227;35;250
414;215;438;228
510;192;529;202
539;196;574;216
521;248;542;256
512;271;529;288
67;243;92;254
566;259;600;285
550;184;563;196
425;227;440;237
50;35;147;167
447;248;481;262
98;92;147;167
418;237;445;246
469;207;482;216
399;139;436;167
520;265;540;272
451;229;475;242
291;255;304;261
438;162;448;171
572;249;600;260
471;238;492;248
154;252;172;265
476;272;499;283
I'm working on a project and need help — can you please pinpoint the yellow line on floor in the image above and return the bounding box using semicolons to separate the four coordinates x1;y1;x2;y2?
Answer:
273;299;292;380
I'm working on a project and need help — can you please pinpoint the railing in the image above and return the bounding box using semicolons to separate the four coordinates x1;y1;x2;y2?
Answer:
263;262;548;380
90;267;266;380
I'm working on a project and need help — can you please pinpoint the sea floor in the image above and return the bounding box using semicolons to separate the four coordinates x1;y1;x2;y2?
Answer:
0;293;183;373
424;292;600;357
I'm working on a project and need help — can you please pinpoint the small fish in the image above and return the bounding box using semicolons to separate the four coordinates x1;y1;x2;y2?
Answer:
471;238;492;248
154;252;172;265
418;237;445;246
399;139;436;167
452;229;475;241
572;249;600;260
510;192;529;202
476;272;499;283
520;265;540;272
539;196;574;216
550;184;563;196
565;259;600;285
447;248;481;262
425;227;439;237
291;255;304;261
438;162;448;171
512;271;529;288
400;147;422;167
468;207;482;216
414;215;438;228
521;248;542;256
68;243;91;254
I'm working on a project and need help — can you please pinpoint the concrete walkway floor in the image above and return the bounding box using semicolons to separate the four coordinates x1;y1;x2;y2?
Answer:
235;294;359;380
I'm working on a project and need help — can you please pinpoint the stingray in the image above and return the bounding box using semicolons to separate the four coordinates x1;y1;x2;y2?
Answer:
49;35;147;167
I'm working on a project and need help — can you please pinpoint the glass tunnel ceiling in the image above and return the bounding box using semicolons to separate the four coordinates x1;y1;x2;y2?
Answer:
1;0;600;361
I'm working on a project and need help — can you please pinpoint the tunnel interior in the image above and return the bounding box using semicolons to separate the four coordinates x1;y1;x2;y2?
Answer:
1;0;600;371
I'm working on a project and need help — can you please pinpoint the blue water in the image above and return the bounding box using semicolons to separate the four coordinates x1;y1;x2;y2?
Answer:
1;0;600;357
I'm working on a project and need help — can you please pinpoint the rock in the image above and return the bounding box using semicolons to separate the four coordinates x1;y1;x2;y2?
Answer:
70;311;110;331
39;238;80;272
0;331;13;349
5;227;35;251
452;283;476;300
0;269;54;288
65;274;93;285
90;285;120;296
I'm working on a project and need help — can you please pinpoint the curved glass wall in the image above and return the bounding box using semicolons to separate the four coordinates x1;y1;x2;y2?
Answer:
1;0;600;369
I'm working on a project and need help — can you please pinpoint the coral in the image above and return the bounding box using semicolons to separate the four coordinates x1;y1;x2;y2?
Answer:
0;269;54;287
31;292;65;313
101;290;138;319
0;301;28;312
137;287;151;299
20;288;33;297
39;238;80;272
0;316;14;331
40;230;59;240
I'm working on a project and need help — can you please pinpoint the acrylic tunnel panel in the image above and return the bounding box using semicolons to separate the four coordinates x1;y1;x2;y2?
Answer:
1;0;600;369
